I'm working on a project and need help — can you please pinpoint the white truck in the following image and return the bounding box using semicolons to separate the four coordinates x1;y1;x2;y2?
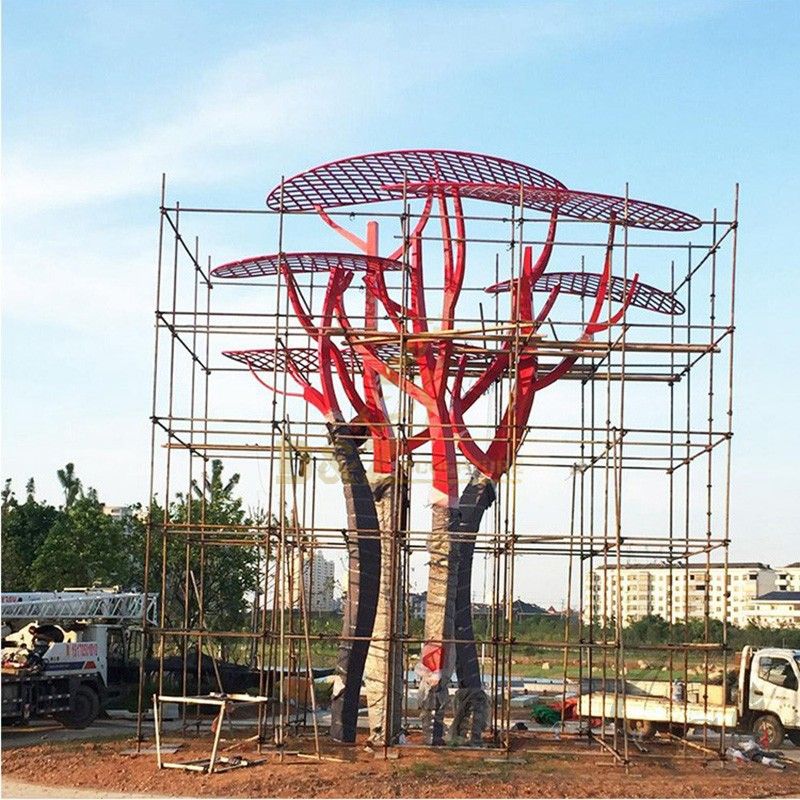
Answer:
578;646;800;748
1;588;156;728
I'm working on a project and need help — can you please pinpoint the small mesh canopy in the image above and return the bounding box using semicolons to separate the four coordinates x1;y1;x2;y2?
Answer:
223;347;321;375
382;182;700;232
223;341;667;386
486;271;685;315
225;343;524;378
212;252;402;280
266;150;565;211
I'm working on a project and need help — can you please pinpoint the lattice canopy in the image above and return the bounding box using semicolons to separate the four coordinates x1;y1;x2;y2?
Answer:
223;340;642;383
381;181;701;232
486;271;685;315
266;150;565;211
212;252;403;280
223;347;322;375
225;342;533;379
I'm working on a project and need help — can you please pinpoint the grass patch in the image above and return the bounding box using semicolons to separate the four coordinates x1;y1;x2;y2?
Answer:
402;759;438;777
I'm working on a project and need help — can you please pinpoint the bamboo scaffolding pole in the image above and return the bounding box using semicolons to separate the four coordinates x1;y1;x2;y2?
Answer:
137;185;736;767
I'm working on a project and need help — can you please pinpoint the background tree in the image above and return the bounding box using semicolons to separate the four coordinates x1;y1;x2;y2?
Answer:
1;478;12;510
29;487;130;590
1;477;59;591
128;459;261;663
2;479;26;590
57;462;82;508
181;459;259;644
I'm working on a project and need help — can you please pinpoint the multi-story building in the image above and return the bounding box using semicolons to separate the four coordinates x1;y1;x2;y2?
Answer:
583;562;778;628
281;551;336;613
307;552;336;612
102;504;131;520
409;592;427;620
775;563;800;592
746;591;800;629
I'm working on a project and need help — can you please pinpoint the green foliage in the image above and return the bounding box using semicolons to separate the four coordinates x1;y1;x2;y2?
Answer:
127;460;261;661
620;614;800;650
1;525;27;590
56;462;82;508
622;614;672;645
2;464;137;592
732;622;800;650
2;462;260;660
29;492;130;590
2;478;12;509
181;459;259;635
511;613;578;643
1;477;59;591
478;610;800;653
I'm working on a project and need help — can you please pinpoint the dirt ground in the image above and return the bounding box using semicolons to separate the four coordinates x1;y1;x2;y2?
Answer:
3;734;800;799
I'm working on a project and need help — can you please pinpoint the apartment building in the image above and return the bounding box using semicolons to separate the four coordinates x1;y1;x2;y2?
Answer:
409;592;427;620
775;563;800;592
102;504;131;520
583;562;779;627
746;591;800;629
281;551;336;613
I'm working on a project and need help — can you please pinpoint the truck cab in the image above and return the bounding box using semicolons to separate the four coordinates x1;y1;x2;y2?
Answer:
739;646;800;748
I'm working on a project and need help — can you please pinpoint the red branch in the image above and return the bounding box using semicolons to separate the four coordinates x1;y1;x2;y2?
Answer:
451;214;639;479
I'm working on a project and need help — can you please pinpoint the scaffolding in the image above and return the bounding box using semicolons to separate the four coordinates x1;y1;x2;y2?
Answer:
136;150;738;766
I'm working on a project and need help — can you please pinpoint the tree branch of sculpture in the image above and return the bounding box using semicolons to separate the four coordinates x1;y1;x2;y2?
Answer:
333;186;469;744
308;212;436;744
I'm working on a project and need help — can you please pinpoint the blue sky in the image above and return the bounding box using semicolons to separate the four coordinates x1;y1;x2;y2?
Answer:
2;1;799;601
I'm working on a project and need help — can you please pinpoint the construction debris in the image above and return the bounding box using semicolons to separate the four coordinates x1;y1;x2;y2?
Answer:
726;739;788;770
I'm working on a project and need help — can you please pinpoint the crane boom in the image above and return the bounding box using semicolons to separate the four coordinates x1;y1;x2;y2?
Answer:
1;591;157;625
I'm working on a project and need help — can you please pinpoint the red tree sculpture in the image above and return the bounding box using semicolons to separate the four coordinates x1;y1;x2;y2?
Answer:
219;150;698;746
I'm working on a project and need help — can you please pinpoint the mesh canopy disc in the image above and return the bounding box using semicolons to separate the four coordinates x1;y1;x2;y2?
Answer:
381;181;701;232
212;252;403;280
486;271;685;315
266;150;566;211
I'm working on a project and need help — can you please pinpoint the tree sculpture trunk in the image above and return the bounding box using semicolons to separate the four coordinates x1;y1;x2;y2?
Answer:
418;417;461;745
451;469;496;742
327;422;380;743
363;473;406;744
418;502;460;745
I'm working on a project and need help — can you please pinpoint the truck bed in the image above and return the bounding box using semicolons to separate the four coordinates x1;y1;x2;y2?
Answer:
578;692;738;728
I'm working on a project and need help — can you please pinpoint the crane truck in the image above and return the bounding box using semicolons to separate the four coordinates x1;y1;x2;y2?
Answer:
578;646;800;748
1;588;157;728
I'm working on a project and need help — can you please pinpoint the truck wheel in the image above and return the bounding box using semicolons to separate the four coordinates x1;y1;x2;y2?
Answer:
752;714;784;749
53;685;100;729
626;719;656;740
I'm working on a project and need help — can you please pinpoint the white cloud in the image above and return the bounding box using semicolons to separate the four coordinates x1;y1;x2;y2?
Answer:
2;220;153;333
2;69;349;213
2;1;722;215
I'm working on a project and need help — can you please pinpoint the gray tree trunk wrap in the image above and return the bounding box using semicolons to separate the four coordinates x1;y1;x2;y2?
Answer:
327;422;380;743
419;502;460;744
363;474;405;744
450;470;496;741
